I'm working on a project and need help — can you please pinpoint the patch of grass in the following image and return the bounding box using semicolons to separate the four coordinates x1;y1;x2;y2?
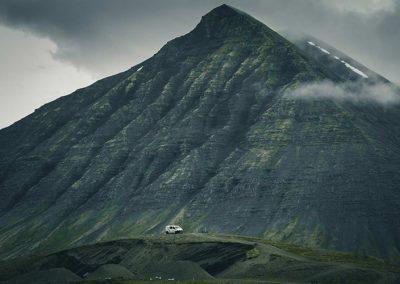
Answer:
210;234;400;273
246;248;260;259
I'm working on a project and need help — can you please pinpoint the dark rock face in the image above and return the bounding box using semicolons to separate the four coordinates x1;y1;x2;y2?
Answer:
0;5;399;261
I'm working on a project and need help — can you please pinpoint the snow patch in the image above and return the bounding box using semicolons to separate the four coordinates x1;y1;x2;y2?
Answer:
308;41;330;54
137;66;143;72
340;60;368;78
307;40;368;78
319;47;330;55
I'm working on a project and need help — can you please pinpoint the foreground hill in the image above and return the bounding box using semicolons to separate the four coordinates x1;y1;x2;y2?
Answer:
0;4;399;261
1;234;399;284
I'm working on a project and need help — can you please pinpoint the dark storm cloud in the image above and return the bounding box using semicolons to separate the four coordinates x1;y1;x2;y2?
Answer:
0;0;212;76
0;0;399;83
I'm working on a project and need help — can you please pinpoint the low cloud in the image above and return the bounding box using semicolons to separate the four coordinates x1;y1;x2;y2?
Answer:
284;80;400;106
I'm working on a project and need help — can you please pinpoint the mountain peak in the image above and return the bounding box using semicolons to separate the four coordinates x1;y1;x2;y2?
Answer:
201;4;258;25
206;4;239;17
191;4;274;40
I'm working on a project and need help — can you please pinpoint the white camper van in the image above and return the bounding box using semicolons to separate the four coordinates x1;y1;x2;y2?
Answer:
165;225;183;234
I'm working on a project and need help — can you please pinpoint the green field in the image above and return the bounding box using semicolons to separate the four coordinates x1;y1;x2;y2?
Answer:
1;233;399;284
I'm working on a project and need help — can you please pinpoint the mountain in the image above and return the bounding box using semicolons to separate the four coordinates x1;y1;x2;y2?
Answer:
0;4;399;262
1;234;399;284
285;33;390;83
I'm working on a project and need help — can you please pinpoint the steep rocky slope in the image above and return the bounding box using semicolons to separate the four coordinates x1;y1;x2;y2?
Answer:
0;5;399;261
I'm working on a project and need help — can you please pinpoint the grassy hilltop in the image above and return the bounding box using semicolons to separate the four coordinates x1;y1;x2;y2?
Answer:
1;233;399;284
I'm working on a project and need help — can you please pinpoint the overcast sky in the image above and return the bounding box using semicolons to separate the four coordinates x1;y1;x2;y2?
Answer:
0;0;399;129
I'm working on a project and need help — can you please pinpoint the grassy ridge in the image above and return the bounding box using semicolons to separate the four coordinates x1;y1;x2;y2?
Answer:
1;233;399;283
217;234;400;273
